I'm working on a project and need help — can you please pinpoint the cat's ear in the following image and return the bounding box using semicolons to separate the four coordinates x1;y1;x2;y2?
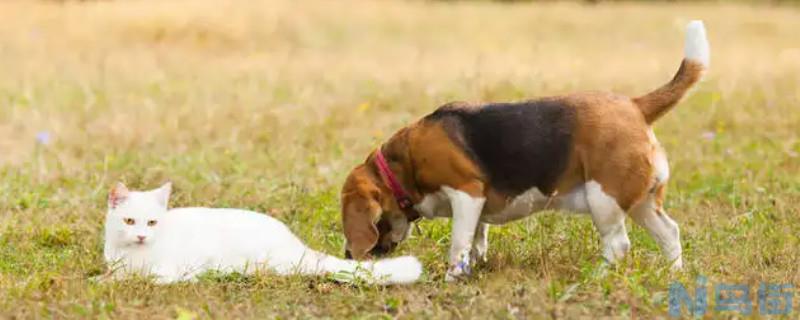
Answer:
154;182;172;208
108;182;130;209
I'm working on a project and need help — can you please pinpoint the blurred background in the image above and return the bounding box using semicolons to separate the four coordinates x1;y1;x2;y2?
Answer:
1;0;798;318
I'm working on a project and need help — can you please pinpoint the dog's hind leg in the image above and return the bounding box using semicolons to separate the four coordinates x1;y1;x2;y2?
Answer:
470;223;489;264
629;184;683;270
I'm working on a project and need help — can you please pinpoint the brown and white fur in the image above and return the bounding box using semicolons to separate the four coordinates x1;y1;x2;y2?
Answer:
341;21;709;281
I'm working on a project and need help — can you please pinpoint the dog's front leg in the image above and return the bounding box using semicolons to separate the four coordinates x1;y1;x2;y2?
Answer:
442;186;485;282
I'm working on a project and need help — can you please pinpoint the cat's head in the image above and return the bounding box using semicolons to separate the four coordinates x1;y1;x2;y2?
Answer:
105;182;171;247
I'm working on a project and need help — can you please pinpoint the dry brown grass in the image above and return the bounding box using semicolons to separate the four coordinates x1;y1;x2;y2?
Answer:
1;0;799;318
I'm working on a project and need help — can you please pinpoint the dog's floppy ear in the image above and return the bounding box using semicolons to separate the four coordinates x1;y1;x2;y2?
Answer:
341;166;383;260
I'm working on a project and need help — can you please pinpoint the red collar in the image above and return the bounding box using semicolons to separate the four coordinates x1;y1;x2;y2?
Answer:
374;149;419;220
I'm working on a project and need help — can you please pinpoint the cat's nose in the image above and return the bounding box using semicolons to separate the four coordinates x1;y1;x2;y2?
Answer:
136;235;146;243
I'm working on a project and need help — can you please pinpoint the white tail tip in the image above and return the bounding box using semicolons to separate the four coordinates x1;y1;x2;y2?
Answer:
370;256;423;285
684;20;710;68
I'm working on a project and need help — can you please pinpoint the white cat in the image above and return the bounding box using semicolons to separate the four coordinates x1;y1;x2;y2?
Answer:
102;182;422;285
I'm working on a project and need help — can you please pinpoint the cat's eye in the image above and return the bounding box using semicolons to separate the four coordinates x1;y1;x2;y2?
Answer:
147;220;157;227
123;218;135;225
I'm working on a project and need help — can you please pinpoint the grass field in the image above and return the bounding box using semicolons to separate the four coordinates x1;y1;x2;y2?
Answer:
1;0;799;318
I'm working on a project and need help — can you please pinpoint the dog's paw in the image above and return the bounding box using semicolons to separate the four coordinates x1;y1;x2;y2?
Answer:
670;257;684;272
445;266;470;282
445;255;472;282
470;246;488;265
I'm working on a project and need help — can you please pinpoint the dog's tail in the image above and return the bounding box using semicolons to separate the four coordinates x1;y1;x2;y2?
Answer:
633;20;710;124
308;251;423;285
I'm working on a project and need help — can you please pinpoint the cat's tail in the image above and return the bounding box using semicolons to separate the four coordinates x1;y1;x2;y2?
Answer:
309;252;423;285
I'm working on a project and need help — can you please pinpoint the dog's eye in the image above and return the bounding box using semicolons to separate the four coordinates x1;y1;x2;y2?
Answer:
147;220;157;227
123;218;135;225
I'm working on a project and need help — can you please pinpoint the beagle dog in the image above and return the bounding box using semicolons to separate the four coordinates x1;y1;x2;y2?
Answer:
341;21;709;281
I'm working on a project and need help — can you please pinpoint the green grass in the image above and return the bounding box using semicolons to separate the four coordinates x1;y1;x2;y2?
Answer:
1;0;799;318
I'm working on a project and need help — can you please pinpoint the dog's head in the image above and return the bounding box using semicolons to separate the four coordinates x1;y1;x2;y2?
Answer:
341;163;413;260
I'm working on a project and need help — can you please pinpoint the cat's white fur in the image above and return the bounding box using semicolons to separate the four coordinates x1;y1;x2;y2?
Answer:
103;182;422;285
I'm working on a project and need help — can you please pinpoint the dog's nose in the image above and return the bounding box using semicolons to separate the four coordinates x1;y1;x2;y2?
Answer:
344;249;353;259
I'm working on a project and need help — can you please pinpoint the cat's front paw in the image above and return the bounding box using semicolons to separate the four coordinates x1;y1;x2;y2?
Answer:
152;272;190;285
154;276;179;285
